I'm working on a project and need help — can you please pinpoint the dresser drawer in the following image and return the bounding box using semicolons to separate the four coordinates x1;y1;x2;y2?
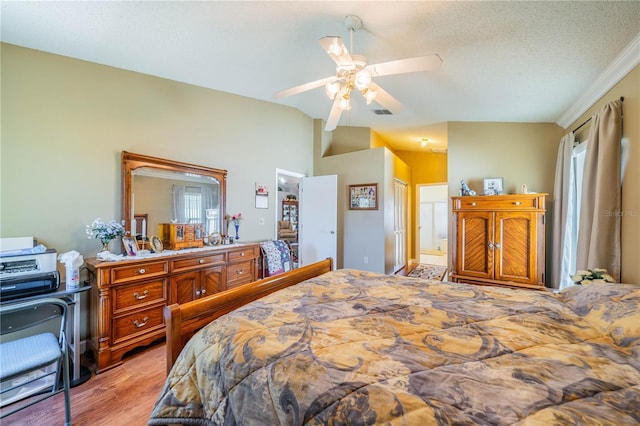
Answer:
171;253;226;272
228;246;258;262
111;261;168;284
226;260;254;289
112;305;164;344
112;278;167;314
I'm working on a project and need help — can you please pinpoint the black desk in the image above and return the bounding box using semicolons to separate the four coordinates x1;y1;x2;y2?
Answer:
1;283;92;387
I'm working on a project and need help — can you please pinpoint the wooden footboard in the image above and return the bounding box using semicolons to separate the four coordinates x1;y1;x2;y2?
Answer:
164;258;333;374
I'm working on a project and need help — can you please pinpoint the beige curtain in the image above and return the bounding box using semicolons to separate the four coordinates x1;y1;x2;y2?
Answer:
550;132;575;289
576;99;623;281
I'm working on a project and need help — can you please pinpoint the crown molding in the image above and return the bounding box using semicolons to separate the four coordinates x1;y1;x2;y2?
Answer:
557;32;640;129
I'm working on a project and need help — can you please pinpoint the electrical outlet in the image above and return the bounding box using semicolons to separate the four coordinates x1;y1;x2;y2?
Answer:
363;256;368;264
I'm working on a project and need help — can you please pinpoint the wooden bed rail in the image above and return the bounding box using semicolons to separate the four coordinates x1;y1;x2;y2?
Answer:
164;258;333;374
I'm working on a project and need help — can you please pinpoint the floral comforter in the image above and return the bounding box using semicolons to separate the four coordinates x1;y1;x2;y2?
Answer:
149;269;640;425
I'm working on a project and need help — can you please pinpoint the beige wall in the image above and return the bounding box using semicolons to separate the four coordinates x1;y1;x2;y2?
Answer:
0;43;314;268
315;146;387;271
565;65;639;284
329;126;372;155
448;122;564;197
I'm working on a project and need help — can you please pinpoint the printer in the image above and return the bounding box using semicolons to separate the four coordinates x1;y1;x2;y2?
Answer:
0;238;60;301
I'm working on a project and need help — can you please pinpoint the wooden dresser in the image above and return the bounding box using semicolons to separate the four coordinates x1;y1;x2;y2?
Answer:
85;243;259;373
451;194;546;290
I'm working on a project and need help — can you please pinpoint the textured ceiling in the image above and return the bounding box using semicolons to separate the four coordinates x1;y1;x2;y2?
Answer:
1;1;639;152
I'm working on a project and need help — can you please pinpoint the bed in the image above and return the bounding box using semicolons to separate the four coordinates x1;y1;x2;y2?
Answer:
149;259;640;425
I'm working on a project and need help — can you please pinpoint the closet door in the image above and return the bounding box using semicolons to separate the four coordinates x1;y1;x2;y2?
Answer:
457;211;493;279
393;179;407;273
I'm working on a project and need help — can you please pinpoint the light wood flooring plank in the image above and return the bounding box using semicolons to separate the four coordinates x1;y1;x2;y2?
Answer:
2;341;166;426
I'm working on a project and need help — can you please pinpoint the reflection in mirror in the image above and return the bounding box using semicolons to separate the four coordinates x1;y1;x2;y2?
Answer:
132;168;221;238
121;152;227;243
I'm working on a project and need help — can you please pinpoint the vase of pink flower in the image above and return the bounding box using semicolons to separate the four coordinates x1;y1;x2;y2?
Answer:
231;213;243;240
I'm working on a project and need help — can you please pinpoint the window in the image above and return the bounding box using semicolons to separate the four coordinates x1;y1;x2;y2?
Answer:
184;186;202;224
559;141;586;289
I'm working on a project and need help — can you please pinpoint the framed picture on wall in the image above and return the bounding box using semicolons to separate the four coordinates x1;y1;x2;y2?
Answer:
348;183;378;210
483;177;504;195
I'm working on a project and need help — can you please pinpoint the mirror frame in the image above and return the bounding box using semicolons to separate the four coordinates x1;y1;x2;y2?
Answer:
121;151;227;237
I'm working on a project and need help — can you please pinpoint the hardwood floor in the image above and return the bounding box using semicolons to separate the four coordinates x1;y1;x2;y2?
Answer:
2;341;166;426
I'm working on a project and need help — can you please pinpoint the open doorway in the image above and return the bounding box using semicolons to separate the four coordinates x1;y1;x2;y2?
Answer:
417;184;448;266
275;168;303;241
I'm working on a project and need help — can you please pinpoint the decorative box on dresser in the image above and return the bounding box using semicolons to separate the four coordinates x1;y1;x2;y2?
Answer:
451;193;547;290
85;243;259;373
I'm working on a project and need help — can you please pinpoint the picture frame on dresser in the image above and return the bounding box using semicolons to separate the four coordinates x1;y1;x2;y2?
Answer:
150;236;163;253
122;236;139;256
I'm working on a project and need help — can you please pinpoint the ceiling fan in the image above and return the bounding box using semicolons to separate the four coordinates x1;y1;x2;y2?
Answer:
274;15;442;131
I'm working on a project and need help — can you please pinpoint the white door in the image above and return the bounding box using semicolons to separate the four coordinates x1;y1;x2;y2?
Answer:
299;175;337;268
393;179;408;272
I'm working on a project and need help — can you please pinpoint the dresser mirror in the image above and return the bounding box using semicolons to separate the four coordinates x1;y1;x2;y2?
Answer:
121;151;227;242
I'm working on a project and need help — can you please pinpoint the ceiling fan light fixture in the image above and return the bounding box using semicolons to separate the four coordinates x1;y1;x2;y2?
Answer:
354;69;371;90
363;87;377;104
325;81;340;100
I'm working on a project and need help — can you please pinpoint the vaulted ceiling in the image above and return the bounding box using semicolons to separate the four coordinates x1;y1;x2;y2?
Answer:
2;1;638;152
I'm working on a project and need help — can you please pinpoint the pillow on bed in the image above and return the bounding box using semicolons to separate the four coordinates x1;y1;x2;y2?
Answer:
558;283;640;348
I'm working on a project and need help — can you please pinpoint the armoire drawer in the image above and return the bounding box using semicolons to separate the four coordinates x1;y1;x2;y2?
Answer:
453;195;542;211
112;278;167;314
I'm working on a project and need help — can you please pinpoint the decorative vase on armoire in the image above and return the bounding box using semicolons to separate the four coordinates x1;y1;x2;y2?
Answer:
234;224;240;241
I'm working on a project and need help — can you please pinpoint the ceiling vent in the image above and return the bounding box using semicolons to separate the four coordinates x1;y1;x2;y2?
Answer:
372;109;392;115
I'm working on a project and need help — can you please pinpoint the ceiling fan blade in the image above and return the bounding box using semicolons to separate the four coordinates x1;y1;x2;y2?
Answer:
367;54;442;77
318;36;354;69
369;81;404;114
274;76;337;99
325;96;343;131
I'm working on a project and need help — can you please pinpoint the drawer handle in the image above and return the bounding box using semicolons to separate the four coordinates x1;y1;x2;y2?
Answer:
470;202;477;206
133;317;149;328
195;290;201;296
137;268;146;274
239;252;246;257
513;201;522;206
199;259;205;264
133;290;148;300
201;289;206;295
236;269;245;275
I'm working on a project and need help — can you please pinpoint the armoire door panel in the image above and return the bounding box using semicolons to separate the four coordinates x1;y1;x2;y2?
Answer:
458;212;493;278
495;212;536;283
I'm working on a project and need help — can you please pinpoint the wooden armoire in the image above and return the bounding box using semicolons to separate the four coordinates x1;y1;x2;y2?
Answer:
451;193;546;290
